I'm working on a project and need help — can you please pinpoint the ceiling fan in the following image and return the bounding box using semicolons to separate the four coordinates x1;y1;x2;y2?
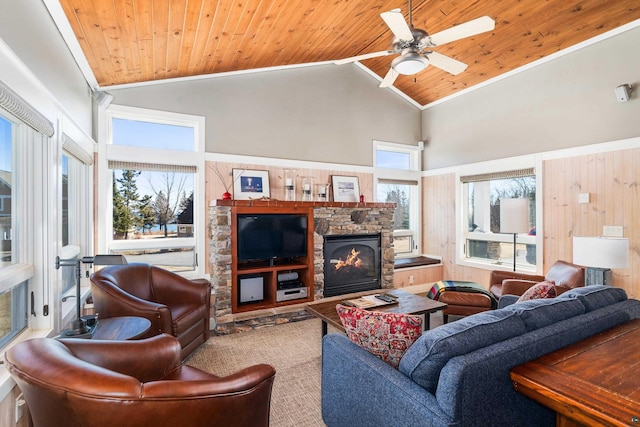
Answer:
336;1;495;87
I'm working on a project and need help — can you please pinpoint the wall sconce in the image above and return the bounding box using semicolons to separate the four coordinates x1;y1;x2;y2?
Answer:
572;236;629;286
615;84;633;102
56;254;127;338
500;198;530;272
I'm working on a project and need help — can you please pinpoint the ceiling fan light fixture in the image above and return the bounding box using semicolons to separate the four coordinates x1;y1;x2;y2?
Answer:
392;51;429;75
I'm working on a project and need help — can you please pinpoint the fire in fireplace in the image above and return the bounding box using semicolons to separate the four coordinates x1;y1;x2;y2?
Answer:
323;234;381;297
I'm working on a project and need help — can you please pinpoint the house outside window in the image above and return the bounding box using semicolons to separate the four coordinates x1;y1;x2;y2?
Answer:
374;141;421;256
98;105;205;277
459;168;537;271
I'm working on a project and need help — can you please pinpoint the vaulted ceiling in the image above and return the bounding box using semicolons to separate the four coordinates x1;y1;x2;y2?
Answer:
54;0;640;106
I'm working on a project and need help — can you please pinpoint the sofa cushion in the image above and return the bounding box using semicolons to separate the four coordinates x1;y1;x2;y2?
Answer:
517;281;556;302
336;304;423;368
558;285;627;312
502;296;585;331
398;310;526;393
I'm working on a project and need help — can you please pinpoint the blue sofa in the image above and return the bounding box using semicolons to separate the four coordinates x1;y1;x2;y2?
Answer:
321;285;640;427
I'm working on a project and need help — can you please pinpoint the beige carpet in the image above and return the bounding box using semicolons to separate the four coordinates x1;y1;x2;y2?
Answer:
185;310;446;426
186;318;327;427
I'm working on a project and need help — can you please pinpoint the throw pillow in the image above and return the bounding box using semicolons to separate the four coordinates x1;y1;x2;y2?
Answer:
336;304;423;368
517;281;557;302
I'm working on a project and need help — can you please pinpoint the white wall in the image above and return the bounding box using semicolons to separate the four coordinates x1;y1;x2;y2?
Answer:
0;0;92;131
108;64;421;166
422;24;640;170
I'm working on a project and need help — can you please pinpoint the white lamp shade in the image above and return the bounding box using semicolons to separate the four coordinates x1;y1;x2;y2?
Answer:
573;237;629;269
499;198;530;234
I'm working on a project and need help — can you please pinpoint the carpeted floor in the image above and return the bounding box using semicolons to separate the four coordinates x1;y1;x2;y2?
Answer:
185;311;447;426
186;318;327;427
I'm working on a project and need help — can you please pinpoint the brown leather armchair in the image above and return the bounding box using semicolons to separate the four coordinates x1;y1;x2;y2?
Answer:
5;334;275;427
90;263;211;359
489;260;585;298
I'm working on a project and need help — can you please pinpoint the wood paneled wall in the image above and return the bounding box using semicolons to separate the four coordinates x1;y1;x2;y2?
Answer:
422;147;639;299
543;149;638;298
422;173;492;287
204;160;374;275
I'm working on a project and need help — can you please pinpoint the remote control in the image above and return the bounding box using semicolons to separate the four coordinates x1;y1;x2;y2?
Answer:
375;294;396;303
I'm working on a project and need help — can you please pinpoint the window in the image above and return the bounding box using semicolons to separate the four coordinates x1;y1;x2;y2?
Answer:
460;168;537;271
0;114;30;346
0;116;12;267
99;106;205;277
374;141;421;256
59;147;89;297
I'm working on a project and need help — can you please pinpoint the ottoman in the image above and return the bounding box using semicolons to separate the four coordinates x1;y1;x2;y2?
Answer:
426;280;497;323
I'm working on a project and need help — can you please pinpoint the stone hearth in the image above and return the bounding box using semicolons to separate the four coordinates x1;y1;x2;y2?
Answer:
208;200;395;334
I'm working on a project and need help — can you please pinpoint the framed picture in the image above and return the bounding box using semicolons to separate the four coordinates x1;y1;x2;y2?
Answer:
233;169;271;200
331;175;360;202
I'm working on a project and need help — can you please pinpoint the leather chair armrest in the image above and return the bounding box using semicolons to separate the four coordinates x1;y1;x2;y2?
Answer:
151;363;276;396
501;279;539;296
60;334;182;382
90;282;173;334
490;270;545;286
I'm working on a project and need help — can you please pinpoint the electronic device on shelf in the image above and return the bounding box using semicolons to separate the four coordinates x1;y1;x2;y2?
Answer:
276;272;307;302
236;214;308;263
239;275;265;304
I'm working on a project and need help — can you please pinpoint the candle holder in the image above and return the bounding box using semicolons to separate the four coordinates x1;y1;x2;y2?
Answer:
284;169;296;201
301;176;314;201
316;183;329;202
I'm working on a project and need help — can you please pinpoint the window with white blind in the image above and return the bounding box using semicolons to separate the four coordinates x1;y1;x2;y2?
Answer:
0;113;39;348
459;167;537;271
374;141;421;256
99;105;205;277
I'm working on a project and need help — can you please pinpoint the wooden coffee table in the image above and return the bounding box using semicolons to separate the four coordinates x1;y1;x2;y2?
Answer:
306;289;447;336
510;318;640;427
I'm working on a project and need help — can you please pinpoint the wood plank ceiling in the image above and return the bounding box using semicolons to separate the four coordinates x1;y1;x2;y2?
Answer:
58;0;640;106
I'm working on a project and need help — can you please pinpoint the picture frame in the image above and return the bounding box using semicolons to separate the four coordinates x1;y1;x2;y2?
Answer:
233;169;271;200
331;175;360;202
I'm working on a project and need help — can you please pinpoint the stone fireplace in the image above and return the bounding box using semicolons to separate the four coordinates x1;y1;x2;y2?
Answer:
209;201;395;334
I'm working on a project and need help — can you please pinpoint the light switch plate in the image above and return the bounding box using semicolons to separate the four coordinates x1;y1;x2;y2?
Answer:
603;225;623;237
578;193;590;204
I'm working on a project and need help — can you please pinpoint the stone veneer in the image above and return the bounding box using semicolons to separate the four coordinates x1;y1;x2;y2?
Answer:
208;200;396;334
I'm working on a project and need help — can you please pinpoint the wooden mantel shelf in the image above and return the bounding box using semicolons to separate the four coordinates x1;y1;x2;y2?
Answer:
211;199;396;209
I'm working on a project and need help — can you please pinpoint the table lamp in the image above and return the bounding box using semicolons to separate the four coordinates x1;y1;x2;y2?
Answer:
572;237;629;286
56;254;127;338
500;198;530;271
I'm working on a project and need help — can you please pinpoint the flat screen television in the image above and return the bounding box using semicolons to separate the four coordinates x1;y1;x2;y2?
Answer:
237;214;308;262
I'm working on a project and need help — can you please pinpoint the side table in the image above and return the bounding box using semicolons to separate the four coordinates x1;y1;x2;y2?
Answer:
91;316;152;340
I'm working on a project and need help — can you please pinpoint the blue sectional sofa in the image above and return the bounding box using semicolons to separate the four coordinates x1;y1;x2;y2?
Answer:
321;285;640;427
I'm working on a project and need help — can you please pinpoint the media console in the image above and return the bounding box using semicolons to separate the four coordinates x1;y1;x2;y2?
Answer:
231;206;314;313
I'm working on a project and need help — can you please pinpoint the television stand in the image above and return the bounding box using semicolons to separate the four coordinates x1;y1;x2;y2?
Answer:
231;206;314;313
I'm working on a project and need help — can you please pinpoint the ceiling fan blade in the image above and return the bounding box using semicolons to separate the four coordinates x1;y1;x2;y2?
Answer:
427;51;468;75
334;50;394;65
428;16;495;46
379;68;399;88
380;9;414;42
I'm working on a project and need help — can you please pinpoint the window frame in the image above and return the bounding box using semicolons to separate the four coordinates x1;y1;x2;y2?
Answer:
455;157;541;273
97;105;206;278
373;140;422;257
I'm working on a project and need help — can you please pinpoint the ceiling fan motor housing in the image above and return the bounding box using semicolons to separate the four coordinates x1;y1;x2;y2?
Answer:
391;27;431;52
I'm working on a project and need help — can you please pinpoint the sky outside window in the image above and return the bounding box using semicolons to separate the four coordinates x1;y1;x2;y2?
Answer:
112;118;194;151
376;149;411;170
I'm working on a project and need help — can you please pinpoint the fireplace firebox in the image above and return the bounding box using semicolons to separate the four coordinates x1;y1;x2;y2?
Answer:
323;234;381;297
